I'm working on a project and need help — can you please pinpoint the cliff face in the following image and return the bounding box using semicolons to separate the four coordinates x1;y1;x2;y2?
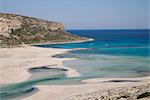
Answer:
0;13;87;48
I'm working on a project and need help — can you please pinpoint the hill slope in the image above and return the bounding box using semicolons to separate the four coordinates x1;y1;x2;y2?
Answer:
0;13;88;48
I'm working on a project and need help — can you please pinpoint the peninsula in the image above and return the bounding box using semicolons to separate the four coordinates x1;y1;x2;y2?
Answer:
0;13;89;48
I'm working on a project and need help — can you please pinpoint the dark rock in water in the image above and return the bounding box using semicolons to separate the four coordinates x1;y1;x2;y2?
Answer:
103;80;140;83
38;77;61;82
52;54;66;58
30;66;50;70
28;66;68;73
53;68;68;71
137;92;150;99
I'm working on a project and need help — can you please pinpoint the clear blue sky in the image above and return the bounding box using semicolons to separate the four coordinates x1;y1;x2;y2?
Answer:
0;0;149;29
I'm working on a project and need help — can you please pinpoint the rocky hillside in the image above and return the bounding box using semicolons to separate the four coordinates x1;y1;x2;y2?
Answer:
0;13;88;48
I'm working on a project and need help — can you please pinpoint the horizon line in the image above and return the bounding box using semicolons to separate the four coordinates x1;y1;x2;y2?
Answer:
67;29;150;30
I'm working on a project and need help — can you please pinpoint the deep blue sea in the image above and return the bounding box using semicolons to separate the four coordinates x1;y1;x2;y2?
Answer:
39;30;149;56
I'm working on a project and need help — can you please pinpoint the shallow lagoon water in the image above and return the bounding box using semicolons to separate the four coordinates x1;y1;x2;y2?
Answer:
0;66;86;100
63;53;149;78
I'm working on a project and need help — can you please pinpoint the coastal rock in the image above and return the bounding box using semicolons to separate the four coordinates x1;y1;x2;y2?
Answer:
0;13;64;35
0;13;88;48
65;84;150;100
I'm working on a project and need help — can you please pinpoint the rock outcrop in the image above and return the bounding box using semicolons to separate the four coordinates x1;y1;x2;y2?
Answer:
0;13;64;36
0;13;88;48
65;84;150;100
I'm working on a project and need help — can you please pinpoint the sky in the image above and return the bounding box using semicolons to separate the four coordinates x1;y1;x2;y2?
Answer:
0;0;149;29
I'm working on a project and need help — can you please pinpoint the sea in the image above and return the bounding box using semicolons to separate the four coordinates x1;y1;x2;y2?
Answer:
39;29;150;78
1;29;149;99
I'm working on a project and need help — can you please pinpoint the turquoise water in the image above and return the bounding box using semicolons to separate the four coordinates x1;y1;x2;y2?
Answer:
0;67;87;100
40;29;150;78
0;30;149;99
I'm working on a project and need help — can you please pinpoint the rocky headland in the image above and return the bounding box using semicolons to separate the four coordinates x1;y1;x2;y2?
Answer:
0;13;89;48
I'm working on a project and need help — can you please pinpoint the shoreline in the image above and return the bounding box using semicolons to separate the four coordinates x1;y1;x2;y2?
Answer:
0;38;94;84
28;38;94;46
0;45;149;100
24;77;149;100
0;46;80;84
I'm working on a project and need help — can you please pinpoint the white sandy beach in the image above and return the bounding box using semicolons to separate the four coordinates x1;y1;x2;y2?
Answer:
0;46;149;100
0;46;79;84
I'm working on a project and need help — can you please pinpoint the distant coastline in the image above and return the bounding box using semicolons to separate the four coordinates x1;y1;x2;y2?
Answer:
30;38;94;46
